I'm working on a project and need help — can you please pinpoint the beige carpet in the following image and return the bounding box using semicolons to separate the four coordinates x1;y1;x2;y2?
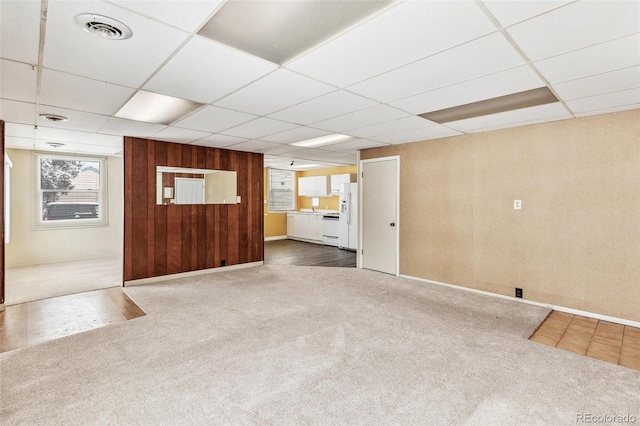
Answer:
4;257;122;305
1;265;638;425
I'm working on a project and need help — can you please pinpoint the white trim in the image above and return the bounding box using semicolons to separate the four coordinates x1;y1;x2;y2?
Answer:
359;155;400;276
264;235;287;241
124;261;263;286
401;274;640;328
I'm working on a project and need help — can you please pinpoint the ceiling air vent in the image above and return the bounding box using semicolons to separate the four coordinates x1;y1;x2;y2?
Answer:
46;142;65;149
75;14;133;40
39;114;68;122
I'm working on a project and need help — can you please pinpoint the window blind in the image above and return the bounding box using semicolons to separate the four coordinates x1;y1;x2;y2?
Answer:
268;168;296;212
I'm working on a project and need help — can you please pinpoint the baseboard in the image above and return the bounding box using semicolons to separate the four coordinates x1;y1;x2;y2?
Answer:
264;236;287;241
125;261;263;287
400;274;640;329
0;303;4;312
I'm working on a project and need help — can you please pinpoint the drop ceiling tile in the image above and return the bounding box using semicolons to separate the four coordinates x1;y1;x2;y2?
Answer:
29;127;106;145
286;148;337;161
565;88;640;114
0;99;35;125
375;125;462;144
311;151;358;164
4;136;36;150
311;105;410;133
347;33;525;103
552;66;640;101
507;1;640;61
194;134;248;148
0;0;40;63
255;144;305;155
5;123;36;138
575;104;640;118
74;144;122;156
446;102;570;133
98;117;167;137
109;0;223;32
267;90;378;125
84;133;123;148
533;34;640;84
481;1;571;27
145;36;277;103
345;116;439;139
173;106;257;133
287;0;495;87
151;127;212;143
221;118;298;140
214;69;335;116
226;140;279;152
44;1;189;87
319;139;389;152
37;106;110;133
1;60;37;102
390;65;544;115
260;127;330;144
40;69;135;115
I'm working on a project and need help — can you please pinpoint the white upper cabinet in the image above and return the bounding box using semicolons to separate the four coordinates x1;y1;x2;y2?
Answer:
298;175;330;197
330;173;355;194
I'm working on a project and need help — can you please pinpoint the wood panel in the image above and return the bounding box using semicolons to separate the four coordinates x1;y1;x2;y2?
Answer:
0;120;4;306
123;137;264;281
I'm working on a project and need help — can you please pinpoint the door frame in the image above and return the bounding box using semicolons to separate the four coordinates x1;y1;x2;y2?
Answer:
358;155;400;276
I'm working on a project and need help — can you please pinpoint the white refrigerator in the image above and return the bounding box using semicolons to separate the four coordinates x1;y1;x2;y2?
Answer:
338;182;358;250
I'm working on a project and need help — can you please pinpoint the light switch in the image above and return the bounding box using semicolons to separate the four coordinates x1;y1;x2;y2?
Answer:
514;200;522;210
236;195;241;203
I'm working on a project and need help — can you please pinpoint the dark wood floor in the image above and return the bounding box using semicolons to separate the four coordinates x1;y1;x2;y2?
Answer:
264;239;356;267
0;287;145;354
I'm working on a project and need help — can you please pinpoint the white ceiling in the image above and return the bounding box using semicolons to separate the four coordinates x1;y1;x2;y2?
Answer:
1;0;638;169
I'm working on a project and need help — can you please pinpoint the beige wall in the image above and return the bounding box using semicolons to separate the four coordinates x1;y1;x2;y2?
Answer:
361;109;640;322
5;149;123;267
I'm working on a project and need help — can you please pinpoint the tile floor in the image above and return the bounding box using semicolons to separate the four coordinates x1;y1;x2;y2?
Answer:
0;287;145;354
530;310;640;371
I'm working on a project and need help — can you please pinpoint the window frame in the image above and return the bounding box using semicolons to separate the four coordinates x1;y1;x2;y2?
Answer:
267;168;296;213
34;152;109;229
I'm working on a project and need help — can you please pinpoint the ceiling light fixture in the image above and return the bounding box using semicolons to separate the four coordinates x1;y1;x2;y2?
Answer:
198;0;395;64
290;133;354;148
75;14;133;40
291;163;322;169
420;87;559;124
39;114;68;122
46;142;65;148
115;91;204;125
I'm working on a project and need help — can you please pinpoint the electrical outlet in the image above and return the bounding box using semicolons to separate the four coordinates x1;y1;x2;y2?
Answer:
515;288;523;298
514;200;522;210
221;259;226;267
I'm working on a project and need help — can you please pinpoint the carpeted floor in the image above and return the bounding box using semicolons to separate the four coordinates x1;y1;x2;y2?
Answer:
1;265;638;425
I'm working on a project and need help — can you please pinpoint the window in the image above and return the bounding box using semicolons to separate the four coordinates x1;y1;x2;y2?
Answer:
36;154;108;228
267;168;296;212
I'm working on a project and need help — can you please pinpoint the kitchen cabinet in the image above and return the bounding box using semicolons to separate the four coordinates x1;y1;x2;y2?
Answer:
286;212;323;243
298;175;330;197
330;173;355;194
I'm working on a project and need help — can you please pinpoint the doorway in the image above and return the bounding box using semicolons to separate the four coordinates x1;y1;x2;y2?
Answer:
360;156;399;275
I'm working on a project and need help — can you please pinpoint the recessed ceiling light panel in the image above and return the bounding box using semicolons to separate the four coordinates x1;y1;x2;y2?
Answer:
75;14;133;40
198;0;396;64
420;87;559;124
115;91;204;125
290;133;354;148
39;114;69;122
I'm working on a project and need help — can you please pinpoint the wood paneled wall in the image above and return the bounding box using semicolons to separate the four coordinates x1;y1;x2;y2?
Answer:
1;120;4;306
123;137;263;282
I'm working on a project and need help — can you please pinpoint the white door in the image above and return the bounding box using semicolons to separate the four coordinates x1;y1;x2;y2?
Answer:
175;178;204;204
361;157;398;275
